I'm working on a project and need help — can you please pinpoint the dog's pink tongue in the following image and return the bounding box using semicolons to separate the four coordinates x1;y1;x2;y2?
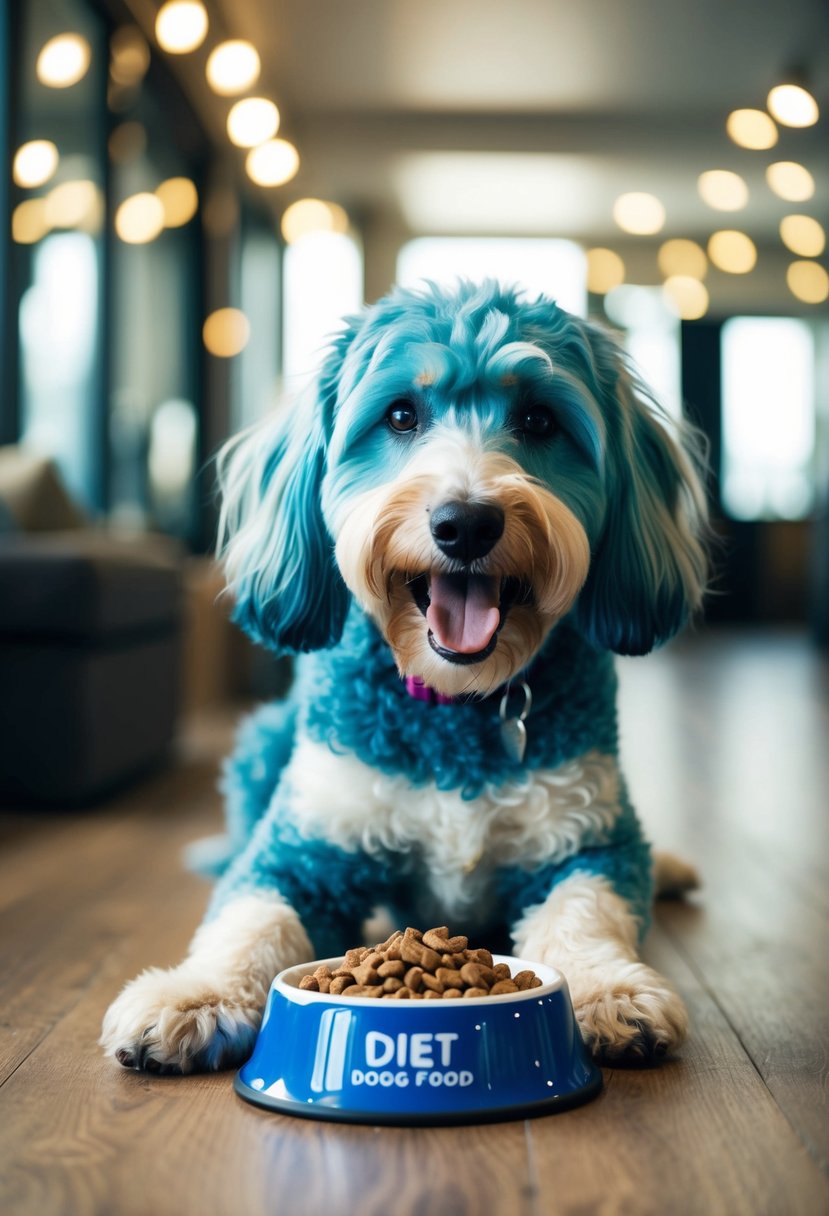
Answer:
427;573;500;654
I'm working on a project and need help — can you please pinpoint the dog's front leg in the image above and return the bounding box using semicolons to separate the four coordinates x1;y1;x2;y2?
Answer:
101;891;311;1073
512;872;688;1062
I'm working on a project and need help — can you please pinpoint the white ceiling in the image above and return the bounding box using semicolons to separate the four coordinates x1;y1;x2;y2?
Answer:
185;0;829;308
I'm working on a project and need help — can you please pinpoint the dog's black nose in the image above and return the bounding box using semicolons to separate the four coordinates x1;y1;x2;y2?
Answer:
430;500;505;562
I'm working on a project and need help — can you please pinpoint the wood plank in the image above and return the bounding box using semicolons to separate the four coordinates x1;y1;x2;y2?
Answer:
0;752;221;1084
657;848;829;1176
528;921;829;1216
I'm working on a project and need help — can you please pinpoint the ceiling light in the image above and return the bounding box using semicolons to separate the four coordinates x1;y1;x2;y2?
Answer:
658;239;707;280
786;261;829;304
155;177;198;227
246;139;299;187
698;170;748;211
45;180;102;231
203;308;250;357
767;83;819;128
206;41;260;96
662;276;709;320
155;2;208;55
12;199;51;244
110;26;150;86
779;216;825;258
707;230;757;274
726;109;778;150
13;140;59;188
585;248;624;294
766;161;815;202
281;198;348;243
227;98;279;148
115;192;165;243
36;33;91;87
612;192;665;235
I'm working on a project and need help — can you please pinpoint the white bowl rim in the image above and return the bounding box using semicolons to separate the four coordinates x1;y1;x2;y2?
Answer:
273;953;566;1009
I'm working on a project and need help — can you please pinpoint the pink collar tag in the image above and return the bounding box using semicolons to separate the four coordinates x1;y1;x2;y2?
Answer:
404;675;458;706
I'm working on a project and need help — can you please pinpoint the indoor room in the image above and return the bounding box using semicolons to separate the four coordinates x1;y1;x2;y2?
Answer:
0;2;827;1213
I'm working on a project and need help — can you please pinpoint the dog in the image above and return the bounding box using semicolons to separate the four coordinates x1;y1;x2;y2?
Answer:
101;280;706;1074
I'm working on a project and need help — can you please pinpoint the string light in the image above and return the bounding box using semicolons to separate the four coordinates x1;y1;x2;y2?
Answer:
206;41;260;95
612;192;665;235
246;139;299;187
36;34;91;87
767;84;819;128
155;2;208;55
585;248;625;294
227;98;279;148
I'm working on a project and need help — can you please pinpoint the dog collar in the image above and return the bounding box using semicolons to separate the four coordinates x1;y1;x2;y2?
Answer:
403;676;533;763
404;675;458;705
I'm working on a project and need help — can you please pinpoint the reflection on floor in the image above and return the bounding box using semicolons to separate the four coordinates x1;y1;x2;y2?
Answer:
0;628;827;1215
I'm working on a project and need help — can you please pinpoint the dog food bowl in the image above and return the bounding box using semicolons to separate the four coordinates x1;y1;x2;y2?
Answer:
235;954;601;1125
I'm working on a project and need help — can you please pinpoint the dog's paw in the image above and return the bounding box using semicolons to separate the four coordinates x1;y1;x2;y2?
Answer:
100;965;262;1074
569;962;688;1064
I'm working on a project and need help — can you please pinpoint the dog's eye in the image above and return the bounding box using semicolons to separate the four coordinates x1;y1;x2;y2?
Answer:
519;405;557;439
387;401;418;433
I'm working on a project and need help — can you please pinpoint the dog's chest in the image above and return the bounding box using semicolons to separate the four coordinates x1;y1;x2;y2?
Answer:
283;736;622;918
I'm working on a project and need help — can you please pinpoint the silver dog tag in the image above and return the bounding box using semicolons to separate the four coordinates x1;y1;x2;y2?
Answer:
500;716;527;763
499;681;532;763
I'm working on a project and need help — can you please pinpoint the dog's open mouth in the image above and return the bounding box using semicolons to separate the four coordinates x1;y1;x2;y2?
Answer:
409;573;530;665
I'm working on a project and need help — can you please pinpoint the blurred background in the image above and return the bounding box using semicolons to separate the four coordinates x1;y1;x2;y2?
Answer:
0;0;827;803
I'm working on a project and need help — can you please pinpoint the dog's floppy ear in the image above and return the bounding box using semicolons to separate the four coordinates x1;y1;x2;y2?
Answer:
573;324;708;656
216;333;356;654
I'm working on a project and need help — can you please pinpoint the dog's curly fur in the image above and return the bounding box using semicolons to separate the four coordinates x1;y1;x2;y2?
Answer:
102;281;706;1073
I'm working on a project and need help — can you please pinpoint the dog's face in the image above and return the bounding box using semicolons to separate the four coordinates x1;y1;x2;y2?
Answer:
219;282;706;692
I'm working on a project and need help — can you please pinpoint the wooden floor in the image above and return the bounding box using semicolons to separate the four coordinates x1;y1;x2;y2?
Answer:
1;628;827;1216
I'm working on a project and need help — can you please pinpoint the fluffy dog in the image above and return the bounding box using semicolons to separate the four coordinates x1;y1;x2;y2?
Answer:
102;280;706;1074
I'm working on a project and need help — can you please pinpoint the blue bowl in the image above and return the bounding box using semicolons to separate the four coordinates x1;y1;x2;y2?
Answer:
235;954;601;1125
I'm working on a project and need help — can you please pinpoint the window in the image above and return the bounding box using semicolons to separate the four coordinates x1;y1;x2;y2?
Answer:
397;237;587;318
13;0;106;510
283;232;363;389
721;317;815;520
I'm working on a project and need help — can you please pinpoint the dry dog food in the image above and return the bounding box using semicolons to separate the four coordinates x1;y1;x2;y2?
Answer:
297;926;544;999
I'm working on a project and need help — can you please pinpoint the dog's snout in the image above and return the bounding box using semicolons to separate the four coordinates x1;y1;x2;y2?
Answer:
430;500;505;562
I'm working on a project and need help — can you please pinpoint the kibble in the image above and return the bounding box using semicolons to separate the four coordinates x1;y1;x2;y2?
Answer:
296;926;544;1000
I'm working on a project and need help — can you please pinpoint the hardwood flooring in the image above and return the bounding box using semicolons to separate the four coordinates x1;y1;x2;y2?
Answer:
0;629;827;1215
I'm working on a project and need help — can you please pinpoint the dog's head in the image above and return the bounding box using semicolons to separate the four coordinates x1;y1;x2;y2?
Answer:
219;281;706;696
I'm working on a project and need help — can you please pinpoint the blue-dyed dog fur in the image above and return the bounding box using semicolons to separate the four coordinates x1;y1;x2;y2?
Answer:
205;281;705;961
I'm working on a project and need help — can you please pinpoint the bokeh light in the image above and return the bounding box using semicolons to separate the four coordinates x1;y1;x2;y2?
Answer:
612;192;665;235
12;199;51;245
662;275;709;320
36;33;91;87
585;247;625;294
281;198;349;243
726;109;778;150
13;140;59;188
786;261;829;304
658;238;707;280
155;1;208;55
698;170;748;211
203;308;250;357
44;180;102;231
707;230;757;274
766;162;815;203
246;139;300;187
110;26;150;86
155;177;199;227
767;84;819;128
779;216;825;258
115;192;166;243
206;41;260;95
227;98;280;148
